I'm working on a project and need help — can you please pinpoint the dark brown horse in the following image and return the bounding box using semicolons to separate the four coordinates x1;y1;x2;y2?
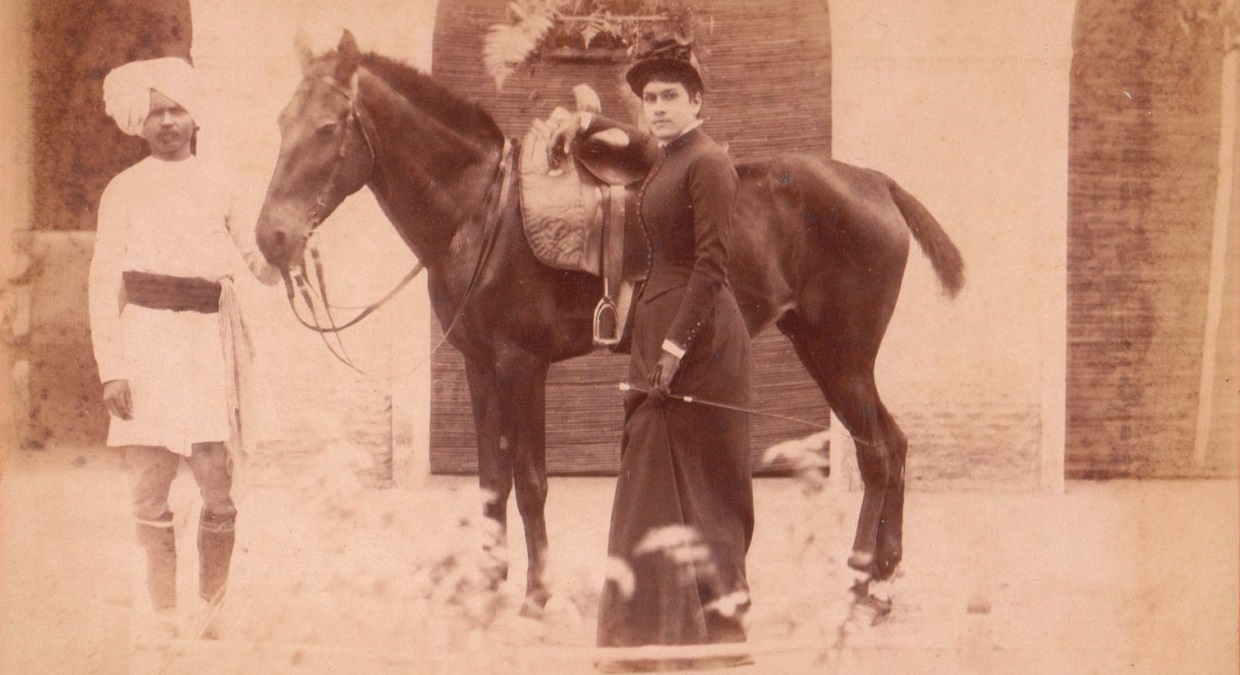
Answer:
256;31;964;614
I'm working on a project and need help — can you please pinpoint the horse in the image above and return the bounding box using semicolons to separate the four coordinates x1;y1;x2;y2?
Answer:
256;30;965;615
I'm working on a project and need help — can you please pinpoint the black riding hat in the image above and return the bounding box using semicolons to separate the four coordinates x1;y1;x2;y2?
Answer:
625;36;704;97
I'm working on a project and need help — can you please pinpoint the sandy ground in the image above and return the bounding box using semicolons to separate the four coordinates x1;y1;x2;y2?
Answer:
1;446;1236;675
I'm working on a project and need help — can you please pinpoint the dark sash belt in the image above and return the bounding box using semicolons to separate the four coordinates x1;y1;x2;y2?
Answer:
123;271;222;313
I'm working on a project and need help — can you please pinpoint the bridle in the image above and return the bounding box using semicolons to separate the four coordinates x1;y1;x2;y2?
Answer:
302;76;379;231
278;75;420;373
279;73;514;377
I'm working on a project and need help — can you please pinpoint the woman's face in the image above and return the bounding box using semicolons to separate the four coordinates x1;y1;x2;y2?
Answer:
641;80;701;141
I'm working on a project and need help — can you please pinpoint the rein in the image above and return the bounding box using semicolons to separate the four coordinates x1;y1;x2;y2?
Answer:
282;253;424;334
281;72;516;376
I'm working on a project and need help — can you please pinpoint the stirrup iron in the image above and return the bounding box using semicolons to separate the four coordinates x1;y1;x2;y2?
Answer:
593;295;620;347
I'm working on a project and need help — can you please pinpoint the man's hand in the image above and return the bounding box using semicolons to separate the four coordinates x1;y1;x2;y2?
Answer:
647;350;681;406
103;379;134;420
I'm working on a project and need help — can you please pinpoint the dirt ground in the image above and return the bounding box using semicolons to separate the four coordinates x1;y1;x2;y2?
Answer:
1;445;1236;675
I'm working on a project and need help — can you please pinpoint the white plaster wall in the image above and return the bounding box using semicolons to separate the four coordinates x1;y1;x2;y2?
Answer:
830;1;1075;490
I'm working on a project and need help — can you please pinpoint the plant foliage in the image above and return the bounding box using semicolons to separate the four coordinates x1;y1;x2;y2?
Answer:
484;0;702;90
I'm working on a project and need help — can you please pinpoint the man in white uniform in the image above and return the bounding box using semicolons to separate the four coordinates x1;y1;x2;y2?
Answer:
90;57;278;637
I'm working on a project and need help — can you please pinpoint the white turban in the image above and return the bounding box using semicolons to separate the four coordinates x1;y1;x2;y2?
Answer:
103;57;198;137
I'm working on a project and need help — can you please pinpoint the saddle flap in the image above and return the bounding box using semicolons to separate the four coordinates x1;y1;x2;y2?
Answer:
519;108;603;275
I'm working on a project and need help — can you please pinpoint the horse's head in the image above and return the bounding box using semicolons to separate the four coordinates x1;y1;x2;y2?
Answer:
257;30;377;271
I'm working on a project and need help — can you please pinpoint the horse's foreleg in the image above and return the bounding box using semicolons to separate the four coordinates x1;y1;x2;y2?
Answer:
464;357;514;586
495;351;552;616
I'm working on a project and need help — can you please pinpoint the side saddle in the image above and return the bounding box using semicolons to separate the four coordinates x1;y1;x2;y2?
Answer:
518;86;648;349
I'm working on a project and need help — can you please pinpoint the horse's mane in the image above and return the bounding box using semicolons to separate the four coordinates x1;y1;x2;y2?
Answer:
360;52;504;145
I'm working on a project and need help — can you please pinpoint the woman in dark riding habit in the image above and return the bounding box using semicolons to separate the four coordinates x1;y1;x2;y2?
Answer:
551;38;754;671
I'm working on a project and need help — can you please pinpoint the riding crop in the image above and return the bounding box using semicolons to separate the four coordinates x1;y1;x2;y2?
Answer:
618;382;829;431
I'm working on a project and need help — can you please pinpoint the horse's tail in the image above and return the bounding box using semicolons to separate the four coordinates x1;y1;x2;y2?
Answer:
888;181;965;298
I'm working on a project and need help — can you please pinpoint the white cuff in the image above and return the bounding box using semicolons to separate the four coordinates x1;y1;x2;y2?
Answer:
580;112;593;131
661;339;686;359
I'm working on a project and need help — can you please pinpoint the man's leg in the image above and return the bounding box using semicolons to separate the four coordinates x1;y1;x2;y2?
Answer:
126;445;180;613
186;442;235;604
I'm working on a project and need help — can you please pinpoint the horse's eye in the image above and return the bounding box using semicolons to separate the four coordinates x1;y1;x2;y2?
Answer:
316;122;339;136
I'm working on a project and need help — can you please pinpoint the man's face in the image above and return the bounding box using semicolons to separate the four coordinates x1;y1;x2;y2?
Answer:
641;80;701;141
141;89;194;160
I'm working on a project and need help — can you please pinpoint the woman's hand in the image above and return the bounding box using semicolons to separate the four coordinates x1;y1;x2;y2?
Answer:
546;111;591;171
103;379;134;420
647;350;681;405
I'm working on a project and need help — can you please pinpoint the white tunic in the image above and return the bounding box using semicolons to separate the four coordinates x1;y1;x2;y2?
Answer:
89;156;270;456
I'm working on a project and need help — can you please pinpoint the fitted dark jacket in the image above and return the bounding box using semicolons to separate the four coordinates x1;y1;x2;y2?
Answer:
577;117;740;358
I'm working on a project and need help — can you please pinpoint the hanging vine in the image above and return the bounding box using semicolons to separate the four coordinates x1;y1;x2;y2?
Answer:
483;0;703;90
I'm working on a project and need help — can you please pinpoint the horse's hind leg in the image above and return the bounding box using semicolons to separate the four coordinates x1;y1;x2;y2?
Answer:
871;403;907;581
827;377;908;583
825;372;896;575
776;315;907;583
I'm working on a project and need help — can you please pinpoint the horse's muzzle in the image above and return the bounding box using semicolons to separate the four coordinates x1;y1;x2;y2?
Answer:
256;224;303;270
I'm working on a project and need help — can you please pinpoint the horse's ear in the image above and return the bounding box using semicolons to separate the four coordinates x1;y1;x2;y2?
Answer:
335;29;360;88
293;27;314;75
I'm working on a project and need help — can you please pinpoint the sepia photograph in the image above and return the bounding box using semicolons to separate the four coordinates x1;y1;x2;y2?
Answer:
1;0;1237;673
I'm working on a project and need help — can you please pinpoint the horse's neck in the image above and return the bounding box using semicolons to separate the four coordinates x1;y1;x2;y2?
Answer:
361;76;503;266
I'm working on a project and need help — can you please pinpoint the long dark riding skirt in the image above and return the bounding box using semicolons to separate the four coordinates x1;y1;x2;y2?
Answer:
597;283;754;649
